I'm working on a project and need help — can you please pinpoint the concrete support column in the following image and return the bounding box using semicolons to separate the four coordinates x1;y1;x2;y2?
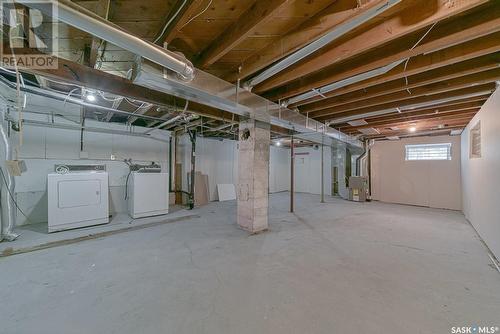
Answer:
237;119;270;233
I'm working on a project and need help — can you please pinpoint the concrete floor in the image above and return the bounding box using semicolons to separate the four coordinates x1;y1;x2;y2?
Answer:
1;193;499;334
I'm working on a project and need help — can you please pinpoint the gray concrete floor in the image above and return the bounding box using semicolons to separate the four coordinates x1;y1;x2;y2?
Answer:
1;193;499;334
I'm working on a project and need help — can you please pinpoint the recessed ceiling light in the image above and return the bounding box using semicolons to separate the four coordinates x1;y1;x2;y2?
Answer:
409;126;417;133
86;94;96;102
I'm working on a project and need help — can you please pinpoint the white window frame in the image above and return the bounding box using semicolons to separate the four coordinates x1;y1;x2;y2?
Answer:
405;143;452;161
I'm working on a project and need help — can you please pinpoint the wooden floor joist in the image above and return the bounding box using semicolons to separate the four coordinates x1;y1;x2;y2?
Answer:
16;0;500;138
306;68;500;116
255;0;495;94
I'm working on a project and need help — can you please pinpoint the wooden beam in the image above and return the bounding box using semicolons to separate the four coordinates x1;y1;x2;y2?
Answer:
87;0;110;68
255;0;494;93
163;0;208;44
345;109;479;133
339;100;486;128
362;118;473;137
267;31;500;101
305;68;500;115
262;2;500;96
223;0;385;82
315;83;495;122
154;0;198;46
196;0;290;68
293;53;500;109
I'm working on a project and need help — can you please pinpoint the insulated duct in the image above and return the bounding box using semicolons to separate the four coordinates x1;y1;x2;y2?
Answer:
18;0;195;81
0;113;19;241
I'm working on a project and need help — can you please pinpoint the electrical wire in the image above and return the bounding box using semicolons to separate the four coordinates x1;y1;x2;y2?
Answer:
181;0;213;29
0;167;32;225
124;170;132;200
154;0;188;44
63;88;81;107
403;21;438;94
97;91;123;102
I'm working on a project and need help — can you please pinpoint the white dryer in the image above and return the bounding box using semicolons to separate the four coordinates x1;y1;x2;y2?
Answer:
128;172;169;219
48;165;109;233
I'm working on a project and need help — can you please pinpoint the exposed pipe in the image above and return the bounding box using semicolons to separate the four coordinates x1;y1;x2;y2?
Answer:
0;76;169;123
290;135;295;213
245;0;402;89
132;59;362;149
285;59;405;107
320;132;325;203
188;129;196;210
143;101;194;134
0;114;20;241
18;0;195;81
21;119;170;142
355;141;369;176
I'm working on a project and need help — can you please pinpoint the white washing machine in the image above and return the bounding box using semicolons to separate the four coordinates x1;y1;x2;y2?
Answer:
128;172;169;219
48;166;109;233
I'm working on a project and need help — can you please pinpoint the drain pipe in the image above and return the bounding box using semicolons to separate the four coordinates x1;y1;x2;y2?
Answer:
355;141;369;177
187;130;196;210
18;0;195;81
0;114;20;241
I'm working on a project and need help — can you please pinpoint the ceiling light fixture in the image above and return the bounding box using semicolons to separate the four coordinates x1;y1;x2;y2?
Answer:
409;126;417;133
86;94;96;102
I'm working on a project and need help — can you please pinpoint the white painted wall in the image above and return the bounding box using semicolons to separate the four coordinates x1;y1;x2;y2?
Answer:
371;135;462;210
178;135;239;202
461;88;500;259
270;146;290;193
294;146;332;196
178;135;290;202
11;113;170;226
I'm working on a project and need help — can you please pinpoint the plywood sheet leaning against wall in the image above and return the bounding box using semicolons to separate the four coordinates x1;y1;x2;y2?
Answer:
188;172;210;206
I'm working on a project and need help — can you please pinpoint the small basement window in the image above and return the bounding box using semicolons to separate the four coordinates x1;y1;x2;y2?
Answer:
470;121;481;159
405;143;452;161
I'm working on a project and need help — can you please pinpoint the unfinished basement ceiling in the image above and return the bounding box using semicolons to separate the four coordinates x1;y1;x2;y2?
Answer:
20;0;500;140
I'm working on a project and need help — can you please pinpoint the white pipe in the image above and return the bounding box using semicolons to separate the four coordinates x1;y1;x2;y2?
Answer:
18;0;195;81
245;0;402;88
0;115;20;241
285;59;405;106
22;119;170;142
0;76;169;123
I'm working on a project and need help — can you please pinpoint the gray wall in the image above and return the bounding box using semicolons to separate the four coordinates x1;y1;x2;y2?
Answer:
461;88;500;259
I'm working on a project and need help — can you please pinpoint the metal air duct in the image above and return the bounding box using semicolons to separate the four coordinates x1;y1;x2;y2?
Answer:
18;0;195;81
245;0;402;89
